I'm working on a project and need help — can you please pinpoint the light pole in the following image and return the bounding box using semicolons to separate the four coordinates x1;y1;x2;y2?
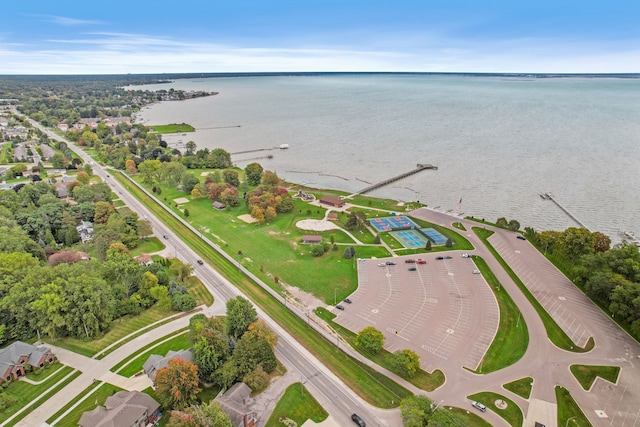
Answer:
237;250;242;270
334;288;337;306
566;416;578;427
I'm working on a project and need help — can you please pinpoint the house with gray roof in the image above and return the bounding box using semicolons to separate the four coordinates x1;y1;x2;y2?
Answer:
78;390;159;427
215;382;258;427
0;341;55;383
76;221;94;243
143;349;192;383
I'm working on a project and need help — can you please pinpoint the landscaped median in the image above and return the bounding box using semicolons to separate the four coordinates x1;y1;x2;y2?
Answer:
473;227;594;353
467;391;523;427
114;171;412;408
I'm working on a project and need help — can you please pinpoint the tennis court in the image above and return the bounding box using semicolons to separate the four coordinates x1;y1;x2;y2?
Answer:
369;216;419;232
391;229;430;248
420;228;448;245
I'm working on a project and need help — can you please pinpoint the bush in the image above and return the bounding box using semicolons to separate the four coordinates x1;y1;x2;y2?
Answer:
172;293;197;311
310;244;325;257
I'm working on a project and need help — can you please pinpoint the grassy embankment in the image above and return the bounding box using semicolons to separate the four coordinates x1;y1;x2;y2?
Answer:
315;307;444;391
129;236;166;256
265;383;328;427
473;227;593;353
1;367;80;426
503;377;533;399
570;364;620;390
471;256;529;373
148;123;195;134
115;171;412;408
555;386;592;427
110;329;190;376
467;391;523;427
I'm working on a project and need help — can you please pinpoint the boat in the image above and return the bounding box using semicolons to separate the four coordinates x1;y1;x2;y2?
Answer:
279;144;289;149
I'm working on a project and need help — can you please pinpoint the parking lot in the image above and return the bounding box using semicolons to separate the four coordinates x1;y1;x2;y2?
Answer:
334;252;499;372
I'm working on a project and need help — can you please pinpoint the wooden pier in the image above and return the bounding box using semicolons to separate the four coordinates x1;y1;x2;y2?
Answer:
354;163;437;195
541;193;590;230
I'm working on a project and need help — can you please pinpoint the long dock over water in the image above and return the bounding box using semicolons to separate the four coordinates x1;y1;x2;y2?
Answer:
352;163;437;196
541;193;590;230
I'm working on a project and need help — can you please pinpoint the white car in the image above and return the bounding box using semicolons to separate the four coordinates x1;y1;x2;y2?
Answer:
461;253;470;258
472;269;481;274
378;263;386;267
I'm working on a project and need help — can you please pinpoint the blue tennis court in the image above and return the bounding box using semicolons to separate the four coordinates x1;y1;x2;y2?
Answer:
369;216;419;232
391;229;430;248
420;228;448;245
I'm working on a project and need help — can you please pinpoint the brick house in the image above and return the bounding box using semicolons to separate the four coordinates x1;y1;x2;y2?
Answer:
0;341;56;383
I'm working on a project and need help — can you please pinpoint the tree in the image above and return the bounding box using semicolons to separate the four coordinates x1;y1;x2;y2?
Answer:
169;258;194;284
243;364;270;391
168;401;232;427
445;237;453;247
138;159;162;184
559;227;595;263
155;359;201;410
496;217;508;228
191;187;202;200
94;201;114;224
425;240;432;251
225;296;258;339
233;332;277;378
137;219;152;240
222;169;240;187
400;395;433;427
209;148;232;169
392;349;420;377
244;162;263;186
343;246;356;259
246;319;278;347
181;173;200;193
184;140;197;156
310;244;325;257
261;170;280;186
507;219;520;231
355;326;385;353
125;159;137;174
593;231;611;253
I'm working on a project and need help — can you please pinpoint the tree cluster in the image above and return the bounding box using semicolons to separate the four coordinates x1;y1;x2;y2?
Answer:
189;297;278;392
245;172;295;224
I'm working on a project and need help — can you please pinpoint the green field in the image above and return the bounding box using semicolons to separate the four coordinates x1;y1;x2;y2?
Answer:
149;123;195;134
570;364;620;390
265;383;328;427
472;256;529;373
555;386;592;427
467;391;523;427
503;377;533;399
129;236;166;256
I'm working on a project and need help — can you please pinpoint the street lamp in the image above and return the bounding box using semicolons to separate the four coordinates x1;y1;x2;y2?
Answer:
566;416;578;427
237;250;243;271
334;288;337;306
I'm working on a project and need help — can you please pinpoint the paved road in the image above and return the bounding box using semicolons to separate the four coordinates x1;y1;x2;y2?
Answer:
411;208;640;427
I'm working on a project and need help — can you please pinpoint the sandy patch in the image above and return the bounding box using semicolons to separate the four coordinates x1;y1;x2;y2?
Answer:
238;214;257;224
200;172;212;176
396;202;405;206
173;197;190;204
296;219;340;232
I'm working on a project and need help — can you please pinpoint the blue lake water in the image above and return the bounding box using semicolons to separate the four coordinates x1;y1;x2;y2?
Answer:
131;74;640;241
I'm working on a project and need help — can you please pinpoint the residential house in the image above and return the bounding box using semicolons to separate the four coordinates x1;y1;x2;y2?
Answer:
55;182;68;199
136;254;153;267
78;390;160;427
302;235;322;244
212;201;226;210
327;212;339;221
0;341;55;383
215;383;258;427
76;221;94;243
56;123;69;132
142;349;192;383
318;196;345;208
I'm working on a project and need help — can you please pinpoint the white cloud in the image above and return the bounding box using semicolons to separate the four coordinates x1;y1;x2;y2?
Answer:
45;15;105;26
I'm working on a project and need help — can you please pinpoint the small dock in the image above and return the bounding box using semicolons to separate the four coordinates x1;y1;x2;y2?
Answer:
542;193;590;230
354;163;437;195
230;147;275;155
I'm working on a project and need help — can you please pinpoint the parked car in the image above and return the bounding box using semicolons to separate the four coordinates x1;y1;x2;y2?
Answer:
471;401;487;412
163;235;168;240
378;263;386;267
444;255;453;259
408;267;417;271
435;256;444;260
343;298;352;304
416;259;426;265
386;261;396;265
472;269;481;274
197;260;204;265
517;235;527;240
336;305;345;310
461;253;470;258
405;259;416;263
351;414;366;427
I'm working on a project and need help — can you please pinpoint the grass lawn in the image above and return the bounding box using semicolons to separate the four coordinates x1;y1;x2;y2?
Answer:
0;366;76;424
49;382;124;427
570;364;620;390
265;383;328;427
114;330;190;377
117;171;414;408
187;275;215;306
503;377;533;399
129;236;166;256
446;406;493;427
467;391;523;427
25;362;65;381
315;307;445;392
54;304;177;357
473;227;593;353
113;199;125;207
148;123;195;134
471;257;529;373
555;386;592;427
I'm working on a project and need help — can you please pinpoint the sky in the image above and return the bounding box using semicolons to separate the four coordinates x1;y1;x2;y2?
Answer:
1;0;639;74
